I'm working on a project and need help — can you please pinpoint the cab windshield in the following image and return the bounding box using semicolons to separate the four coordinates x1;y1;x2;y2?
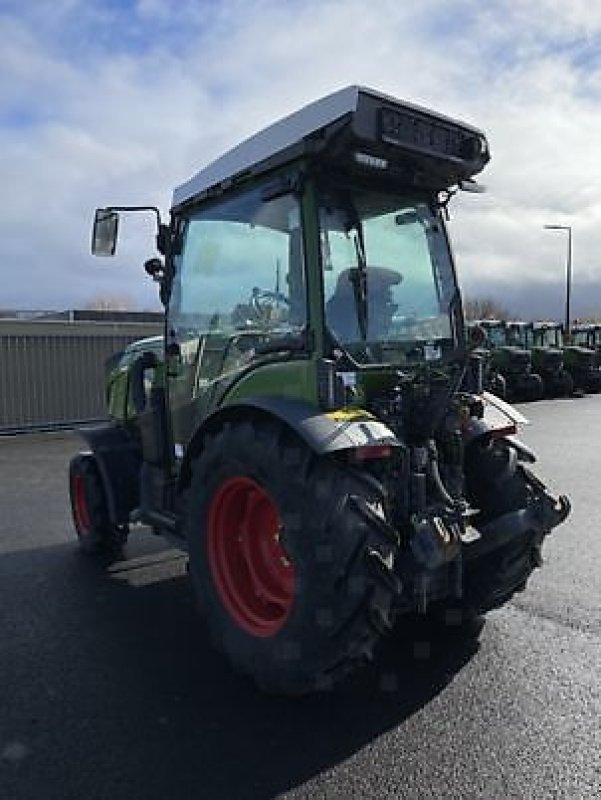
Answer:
572;328;598;348
483;324;506;348
572;330;589;347
534;327;562;348
318;182;458;364
506;325;533;348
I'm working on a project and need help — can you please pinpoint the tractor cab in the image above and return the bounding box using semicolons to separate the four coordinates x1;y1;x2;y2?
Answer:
528;322;572;397
553;322;601;392
92;86;491;462
477;320;542;400
572;323;601;366
532;321;563;349
531;320;601;393
505;321;534;350
477;319;506;349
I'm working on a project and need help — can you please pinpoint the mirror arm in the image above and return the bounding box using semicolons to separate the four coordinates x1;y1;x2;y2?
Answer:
95;205;175;305
159;220;184;307
156;223;170;256
105;205;162;228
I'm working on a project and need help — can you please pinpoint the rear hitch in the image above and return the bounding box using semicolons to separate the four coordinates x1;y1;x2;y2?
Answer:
532;491;571;530
522;465;571;530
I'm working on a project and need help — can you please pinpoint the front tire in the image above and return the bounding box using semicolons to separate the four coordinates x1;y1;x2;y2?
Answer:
186;419;401;694
69;453;127;555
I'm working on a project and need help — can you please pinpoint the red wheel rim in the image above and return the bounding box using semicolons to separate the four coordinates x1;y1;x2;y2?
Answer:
207;476;295;637
72;473;91;537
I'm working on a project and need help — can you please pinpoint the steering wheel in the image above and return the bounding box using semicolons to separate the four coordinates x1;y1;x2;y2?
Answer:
250;287;289;323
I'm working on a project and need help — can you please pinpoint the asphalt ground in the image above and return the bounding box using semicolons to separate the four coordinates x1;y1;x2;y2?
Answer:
1;397;600;800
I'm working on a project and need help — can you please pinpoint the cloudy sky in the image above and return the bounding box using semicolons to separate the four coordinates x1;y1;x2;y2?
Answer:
2;0;601;318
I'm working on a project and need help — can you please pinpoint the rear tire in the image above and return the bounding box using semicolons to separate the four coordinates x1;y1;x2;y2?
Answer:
186;419;401;695
463;439;543;611
527;373;544;401
69;453;127;555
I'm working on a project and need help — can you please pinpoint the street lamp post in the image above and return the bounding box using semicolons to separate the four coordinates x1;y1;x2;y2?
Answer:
544;224;572;338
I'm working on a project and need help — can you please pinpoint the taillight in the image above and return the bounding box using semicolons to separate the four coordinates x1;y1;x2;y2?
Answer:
489;423;517;439
348;445;394;461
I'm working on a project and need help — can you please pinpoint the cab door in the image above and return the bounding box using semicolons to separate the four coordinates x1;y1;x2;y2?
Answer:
166;181;307;452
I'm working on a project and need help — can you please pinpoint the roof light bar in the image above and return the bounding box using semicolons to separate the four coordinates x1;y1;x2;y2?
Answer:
379;106;488;163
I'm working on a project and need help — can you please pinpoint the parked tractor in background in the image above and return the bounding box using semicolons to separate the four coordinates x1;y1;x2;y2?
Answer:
505;321;573;398
571;323;601;367
69;86;570;695
477;320;543;401
533;322;601;393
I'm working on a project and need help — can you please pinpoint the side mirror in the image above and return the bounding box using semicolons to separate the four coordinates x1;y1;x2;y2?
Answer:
91;208;119;256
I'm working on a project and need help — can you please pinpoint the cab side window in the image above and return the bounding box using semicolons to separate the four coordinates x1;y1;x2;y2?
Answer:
169;184;306;385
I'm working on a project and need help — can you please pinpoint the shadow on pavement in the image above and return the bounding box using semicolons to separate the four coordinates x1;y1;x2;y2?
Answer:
1;534;480;800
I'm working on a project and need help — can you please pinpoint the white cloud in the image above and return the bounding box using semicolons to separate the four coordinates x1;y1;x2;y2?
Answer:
1;0;601;315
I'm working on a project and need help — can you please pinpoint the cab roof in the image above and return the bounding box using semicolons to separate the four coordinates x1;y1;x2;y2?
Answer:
533;321;561;329
572;323;600;331
172;85;489;209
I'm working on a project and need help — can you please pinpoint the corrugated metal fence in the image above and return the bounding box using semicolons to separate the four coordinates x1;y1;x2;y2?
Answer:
0;319;162;432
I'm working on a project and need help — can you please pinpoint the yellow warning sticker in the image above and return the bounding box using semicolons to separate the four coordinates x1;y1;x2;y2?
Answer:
326;408;374;422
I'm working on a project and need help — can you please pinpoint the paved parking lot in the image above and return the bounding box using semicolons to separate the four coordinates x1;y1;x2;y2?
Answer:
1;397;600;800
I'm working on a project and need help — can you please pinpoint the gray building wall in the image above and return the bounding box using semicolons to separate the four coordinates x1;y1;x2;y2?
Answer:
0;319;163;431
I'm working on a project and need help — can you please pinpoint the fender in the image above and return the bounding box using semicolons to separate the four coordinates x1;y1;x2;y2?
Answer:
178;395;402;490
75;421;142;524
463;390;532;451
482;390;529;426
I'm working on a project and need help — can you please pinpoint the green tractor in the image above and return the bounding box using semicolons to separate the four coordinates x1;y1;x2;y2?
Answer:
534;321;601;393
572;323;601;367
69;87;569;694
507;321;573;398
477;320;543;401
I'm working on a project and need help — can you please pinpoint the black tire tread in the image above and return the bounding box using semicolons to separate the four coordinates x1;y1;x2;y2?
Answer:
463;444;544;613
69;453;127;556
186;418;401;694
